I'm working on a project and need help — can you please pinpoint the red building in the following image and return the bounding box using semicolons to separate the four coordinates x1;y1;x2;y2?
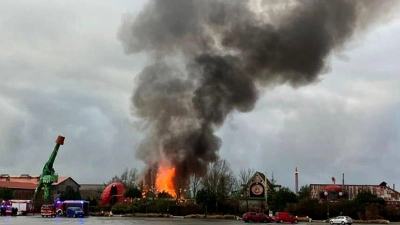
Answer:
0;174;80;200
310;181;400;205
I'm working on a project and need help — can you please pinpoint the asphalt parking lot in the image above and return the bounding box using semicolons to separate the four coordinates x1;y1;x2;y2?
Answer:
0;216;397;225
0;216;243;225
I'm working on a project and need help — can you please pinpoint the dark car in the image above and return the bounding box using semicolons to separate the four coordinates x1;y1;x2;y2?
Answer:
66;207;85;218
242;212;271;223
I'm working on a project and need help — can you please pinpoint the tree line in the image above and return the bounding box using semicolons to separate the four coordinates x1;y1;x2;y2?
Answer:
100;160;400;221
3;158;400;221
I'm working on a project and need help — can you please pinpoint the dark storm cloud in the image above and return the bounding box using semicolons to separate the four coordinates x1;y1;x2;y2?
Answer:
1;0;398;190
119;0;399;184
0;0;147;184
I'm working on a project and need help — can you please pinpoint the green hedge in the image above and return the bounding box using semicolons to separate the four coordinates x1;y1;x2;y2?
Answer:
110;203;134;214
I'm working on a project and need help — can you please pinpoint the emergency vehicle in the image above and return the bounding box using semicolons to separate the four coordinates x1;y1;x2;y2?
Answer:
1;200;33;216
54;200;89;217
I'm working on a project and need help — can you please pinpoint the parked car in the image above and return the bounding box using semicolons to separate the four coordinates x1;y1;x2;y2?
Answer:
274;212;298;223
40;204;56;218
329;216;353;225
242;212;271;223
66;207;85;218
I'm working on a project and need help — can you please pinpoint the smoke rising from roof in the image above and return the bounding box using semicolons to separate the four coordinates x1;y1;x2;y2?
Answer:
118;0;398;184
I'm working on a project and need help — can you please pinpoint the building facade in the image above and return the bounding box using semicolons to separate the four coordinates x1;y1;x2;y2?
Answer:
240;171;279;213
79;184;105;201
310;182;400;205
0;174;80;201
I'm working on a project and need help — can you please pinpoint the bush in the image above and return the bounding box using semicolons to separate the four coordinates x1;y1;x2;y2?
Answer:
89;206;101;212
110;203;133;214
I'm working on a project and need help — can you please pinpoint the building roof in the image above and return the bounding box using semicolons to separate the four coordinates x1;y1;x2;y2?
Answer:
79;184;106;190
0;174;79;190
0;181;38;189
310;183;400;201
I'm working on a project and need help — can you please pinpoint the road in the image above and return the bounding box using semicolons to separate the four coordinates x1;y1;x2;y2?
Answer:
0;216;397;225
1;216;242;225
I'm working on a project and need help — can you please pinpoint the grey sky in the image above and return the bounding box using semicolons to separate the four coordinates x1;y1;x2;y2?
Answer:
0;0;399;191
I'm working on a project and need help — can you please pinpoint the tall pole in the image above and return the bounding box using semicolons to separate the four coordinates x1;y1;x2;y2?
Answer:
342;172;345;193
246;190;249;212
324;192;329;219
295;167;299;195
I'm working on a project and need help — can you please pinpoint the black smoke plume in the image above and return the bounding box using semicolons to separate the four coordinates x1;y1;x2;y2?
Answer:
118;0;397;186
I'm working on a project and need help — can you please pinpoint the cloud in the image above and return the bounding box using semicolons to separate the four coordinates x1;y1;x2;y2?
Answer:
0;0;399;192
219;19;400;189
0;0;147;184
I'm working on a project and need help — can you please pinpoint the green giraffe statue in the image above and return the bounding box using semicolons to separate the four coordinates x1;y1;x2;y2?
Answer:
33;135;65;204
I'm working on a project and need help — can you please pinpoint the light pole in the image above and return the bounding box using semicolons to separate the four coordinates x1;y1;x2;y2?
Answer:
338;192;343;215
324;191;329;219
241;191;249;212
145;197;148;214
241;184;249;212
232;190;239;218
176;188;182;204
150;186;156;202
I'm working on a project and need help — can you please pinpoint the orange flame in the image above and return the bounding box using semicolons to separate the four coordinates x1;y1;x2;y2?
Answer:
156;164;177;198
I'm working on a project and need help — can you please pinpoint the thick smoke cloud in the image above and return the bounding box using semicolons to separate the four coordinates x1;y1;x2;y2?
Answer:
118;0;397;185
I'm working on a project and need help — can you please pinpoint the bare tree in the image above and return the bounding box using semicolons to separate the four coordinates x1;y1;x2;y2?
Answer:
144;163;158;191
107;167;139;188
201;156;236;210
108;175;123;184
121;167;139;187
188;174;202;198
238;167;254;186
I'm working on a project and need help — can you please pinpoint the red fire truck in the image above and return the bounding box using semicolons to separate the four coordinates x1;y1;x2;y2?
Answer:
54;200;89;217
1;200;34;215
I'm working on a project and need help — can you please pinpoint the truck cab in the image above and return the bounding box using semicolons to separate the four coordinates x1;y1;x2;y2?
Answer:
41;204;56;217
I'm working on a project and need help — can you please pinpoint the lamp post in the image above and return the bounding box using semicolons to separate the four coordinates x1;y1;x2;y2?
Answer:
241;184;249;212
176;188;182;204
145;198;148;214
324;191;329;219
241;191;249;212
232;191;238;218
149;186;156;202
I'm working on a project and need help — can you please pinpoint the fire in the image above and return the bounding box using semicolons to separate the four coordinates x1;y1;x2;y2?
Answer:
156;164;177;198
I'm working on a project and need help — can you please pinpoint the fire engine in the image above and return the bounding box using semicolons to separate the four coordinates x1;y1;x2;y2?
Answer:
54;200;89;217
1;200;34;215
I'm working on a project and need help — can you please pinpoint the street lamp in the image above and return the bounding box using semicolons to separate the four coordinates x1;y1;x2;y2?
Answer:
338;192;343;215
149;186;156;201
324;191;329;219
241;191;249;212
241;184;249;212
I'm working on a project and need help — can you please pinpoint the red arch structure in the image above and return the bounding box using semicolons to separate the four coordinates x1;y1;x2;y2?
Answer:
326;185;342;192
100;182;125;206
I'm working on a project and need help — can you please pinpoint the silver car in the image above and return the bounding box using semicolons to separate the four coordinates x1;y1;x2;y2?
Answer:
329;216;353;225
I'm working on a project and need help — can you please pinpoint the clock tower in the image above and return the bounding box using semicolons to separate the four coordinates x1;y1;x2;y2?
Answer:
241;171;270;212
250;174;266;198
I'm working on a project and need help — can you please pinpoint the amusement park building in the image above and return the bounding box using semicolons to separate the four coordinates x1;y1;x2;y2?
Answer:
0;174;80;200
79;184;105;200
239;171;281;213
309;182;400;205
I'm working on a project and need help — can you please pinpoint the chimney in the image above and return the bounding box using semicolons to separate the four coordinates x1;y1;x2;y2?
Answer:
0;174;10;181
393;184;395;190
20;174;31;179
